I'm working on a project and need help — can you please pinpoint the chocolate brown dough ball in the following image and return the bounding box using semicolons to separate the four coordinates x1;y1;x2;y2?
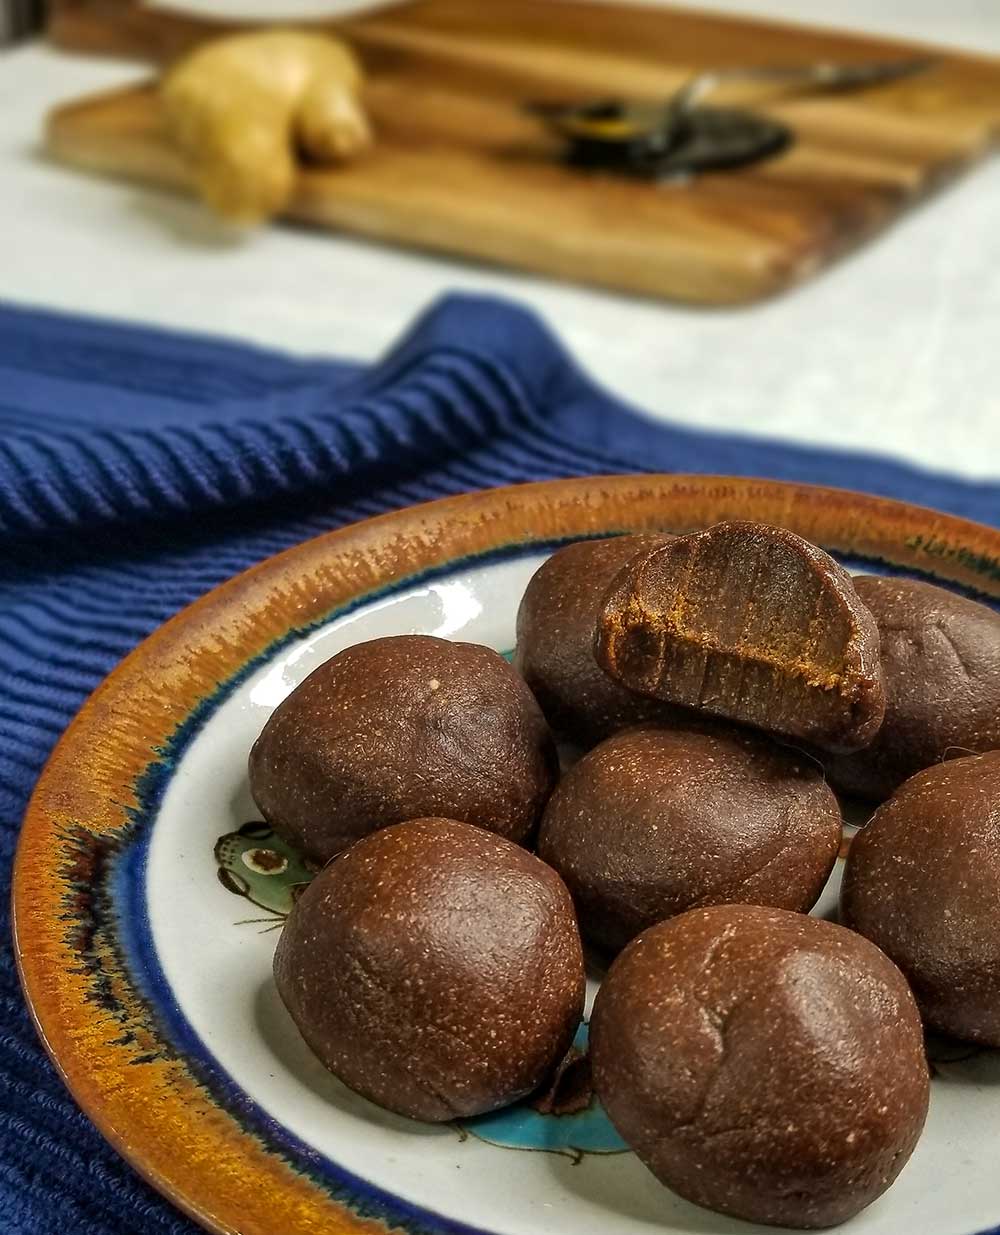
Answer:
514;535;681;745
250;634;557;863
841;751;1000;1045
591;905;929;1230
596;522;886;753
825;576;1000;800
273;817;586;1121
537;724;841;955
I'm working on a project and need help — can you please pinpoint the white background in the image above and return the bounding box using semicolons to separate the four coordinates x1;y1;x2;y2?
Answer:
1;1;999;477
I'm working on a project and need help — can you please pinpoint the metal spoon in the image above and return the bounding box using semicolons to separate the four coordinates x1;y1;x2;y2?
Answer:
667;55;937;117
532;55;936;176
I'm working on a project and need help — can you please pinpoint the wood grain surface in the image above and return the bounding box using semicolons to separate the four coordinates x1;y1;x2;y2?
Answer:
44;0;1000;304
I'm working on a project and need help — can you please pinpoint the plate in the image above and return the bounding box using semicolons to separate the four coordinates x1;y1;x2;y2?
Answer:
13;474;1000;1235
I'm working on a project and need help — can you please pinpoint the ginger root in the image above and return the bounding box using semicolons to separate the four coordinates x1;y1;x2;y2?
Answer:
161;29;371;224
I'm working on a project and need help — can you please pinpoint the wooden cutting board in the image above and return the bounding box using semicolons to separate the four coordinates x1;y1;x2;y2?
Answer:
45;1;1000;304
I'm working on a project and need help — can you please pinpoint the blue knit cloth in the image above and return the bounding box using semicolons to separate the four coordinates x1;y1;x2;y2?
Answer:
1;292;998;1235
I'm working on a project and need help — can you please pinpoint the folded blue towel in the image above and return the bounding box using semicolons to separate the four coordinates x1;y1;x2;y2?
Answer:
1;292;998;1235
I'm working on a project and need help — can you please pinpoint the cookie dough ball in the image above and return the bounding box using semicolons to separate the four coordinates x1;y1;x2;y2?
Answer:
250;634;557;863
596;522;886;753
841;751;1000;1045
273;817;586;1120
514;535;681;745
537;724;841;955
591;905;929;1229
825;576;1000;800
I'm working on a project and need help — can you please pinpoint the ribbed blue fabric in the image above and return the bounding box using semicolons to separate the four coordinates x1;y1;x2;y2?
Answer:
2;292;999;1235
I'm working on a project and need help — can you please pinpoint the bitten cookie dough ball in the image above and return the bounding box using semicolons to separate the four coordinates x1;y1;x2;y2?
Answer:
514;535;680;745
825;576;1000;800
273;817;586;1120
250;634;557;863
537;724;841;955
596;522;885;753
841;751;1000;1045
590;905;929;1229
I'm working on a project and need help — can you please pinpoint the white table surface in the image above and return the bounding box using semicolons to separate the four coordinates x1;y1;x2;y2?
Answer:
1;2;999;479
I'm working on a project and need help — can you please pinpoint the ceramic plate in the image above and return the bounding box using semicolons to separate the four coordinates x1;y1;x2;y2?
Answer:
13;475;1000;1235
